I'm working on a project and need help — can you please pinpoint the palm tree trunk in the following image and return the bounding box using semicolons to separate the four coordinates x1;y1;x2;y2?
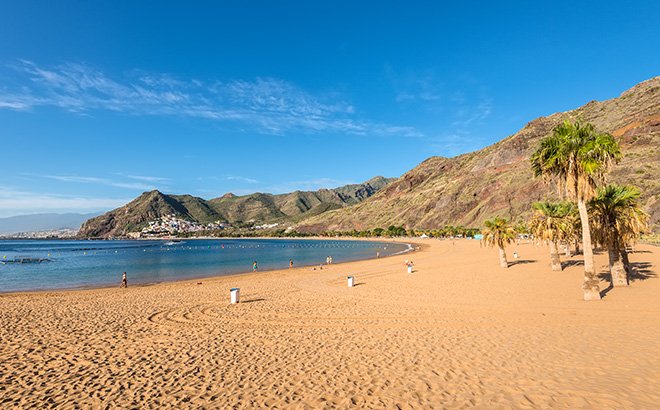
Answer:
620;247;632;276
549;240;562;271
577;199;601;300
564;242;572;257
574;239;580;254
609;246;627;287
498;246;508;268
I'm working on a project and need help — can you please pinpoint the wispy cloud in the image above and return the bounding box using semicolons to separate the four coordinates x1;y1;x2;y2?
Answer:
0;60;422;137
451;95;492;128
226;176;259;184
40;174;160;191
123;174;171;183
196;175;259;184
385;65;444;105
383;66;495;155
0;186;128;217
426;132;480;157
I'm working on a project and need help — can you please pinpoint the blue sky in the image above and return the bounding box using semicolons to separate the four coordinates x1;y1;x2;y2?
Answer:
0;1;658;217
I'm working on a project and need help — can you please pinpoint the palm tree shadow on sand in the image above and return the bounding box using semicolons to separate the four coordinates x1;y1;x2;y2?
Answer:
562;260;584;269
508;259;536;267
598;261;656;298
626;262;656;282
599;284;614;298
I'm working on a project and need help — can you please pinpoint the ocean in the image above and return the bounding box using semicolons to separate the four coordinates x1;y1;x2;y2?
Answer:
0;238;410;293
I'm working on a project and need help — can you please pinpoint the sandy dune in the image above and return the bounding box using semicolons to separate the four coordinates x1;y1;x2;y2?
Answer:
1;239;659;408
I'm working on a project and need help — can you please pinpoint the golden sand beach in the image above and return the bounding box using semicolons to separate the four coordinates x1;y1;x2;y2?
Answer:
1;239;658;408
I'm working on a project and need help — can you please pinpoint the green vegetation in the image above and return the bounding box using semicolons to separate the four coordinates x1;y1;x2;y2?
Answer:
641;233;660;246
528;201;578;271
589;184;649;286
175;229;315;238
150;224;484;239
481;217;517;268
318;225;480;238
530;120;622;301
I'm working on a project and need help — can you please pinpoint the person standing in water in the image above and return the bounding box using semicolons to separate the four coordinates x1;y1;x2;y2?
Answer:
253;261;258;272
120;272;127;288
289;259;294;269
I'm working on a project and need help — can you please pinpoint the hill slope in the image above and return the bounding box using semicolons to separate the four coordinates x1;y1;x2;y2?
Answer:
296;77;660;233
0;213;99;234
78;177;394;238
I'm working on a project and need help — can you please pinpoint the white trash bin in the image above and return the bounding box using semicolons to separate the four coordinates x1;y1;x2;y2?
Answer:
347;276;354;288
407;265;413;274
230;288;240;304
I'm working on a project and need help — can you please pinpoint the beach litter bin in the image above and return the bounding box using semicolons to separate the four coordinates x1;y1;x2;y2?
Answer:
230;288;240;304
347;276;355;288
407;265;413;274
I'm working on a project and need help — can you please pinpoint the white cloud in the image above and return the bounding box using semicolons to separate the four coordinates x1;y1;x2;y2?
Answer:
385;66;444;105
123;174;171;183
226;176;259;184
0;60;422;137
40;175;160;191
0;186;128;217
0;100;30;109
451;96;492;128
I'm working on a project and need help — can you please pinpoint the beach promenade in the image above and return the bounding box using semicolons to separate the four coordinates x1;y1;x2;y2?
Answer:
1;239;658;408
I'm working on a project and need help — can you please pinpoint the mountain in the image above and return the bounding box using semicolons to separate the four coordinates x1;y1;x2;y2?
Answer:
0;213;99;234
207;176;393;224
296;77;660;233
78;191;221;238
78;177;395;238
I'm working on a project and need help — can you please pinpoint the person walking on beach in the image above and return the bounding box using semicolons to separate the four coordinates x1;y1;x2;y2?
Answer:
253;261;258;272
120;272;127;288
289;259;294;269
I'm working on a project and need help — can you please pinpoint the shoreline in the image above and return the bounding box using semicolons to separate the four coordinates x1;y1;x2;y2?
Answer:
0;237;419;297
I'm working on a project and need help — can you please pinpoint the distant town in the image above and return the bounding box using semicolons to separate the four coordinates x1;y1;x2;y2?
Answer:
126;214;230;238
0;229;79;239
124;214;282;238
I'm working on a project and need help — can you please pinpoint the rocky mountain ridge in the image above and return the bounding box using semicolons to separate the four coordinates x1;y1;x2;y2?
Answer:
296;77;659;233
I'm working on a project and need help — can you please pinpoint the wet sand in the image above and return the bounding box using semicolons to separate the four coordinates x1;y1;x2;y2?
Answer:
1;239;658;408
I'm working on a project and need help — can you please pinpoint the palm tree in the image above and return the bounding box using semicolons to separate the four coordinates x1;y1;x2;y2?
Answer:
561;204;581;257
528;201;575;271
482;217;517;268
589;184;649;287
531;120;621;300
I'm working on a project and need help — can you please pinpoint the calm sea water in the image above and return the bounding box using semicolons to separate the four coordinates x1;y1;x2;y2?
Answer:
0;239;410;292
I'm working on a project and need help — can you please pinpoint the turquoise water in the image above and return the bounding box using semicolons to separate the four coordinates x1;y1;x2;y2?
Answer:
0;239;410;292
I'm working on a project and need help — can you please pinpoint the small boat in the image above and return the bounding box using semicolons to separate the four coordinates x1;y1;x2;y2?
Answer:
163;240;184;246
